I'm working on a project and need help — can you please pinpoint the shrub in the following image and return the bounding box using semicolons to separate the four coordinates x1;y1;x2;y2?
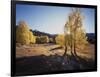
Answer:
55;34;65;46
36;36;49;44
49;38;53;43
36;36;41;43
29;31;36;44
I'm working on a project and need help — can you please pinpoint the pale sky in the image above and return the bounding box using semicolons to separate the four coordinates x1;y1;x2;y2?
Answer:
16;4;95;34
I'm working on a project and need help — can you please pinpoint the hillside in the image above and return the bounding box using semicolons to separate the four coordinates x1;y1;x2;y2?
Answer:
30;29;57;39
30;29;95;44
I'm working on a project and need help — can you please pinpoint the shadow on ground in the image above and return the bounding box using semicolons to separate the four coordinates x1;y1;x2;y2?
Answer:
15;55;96;76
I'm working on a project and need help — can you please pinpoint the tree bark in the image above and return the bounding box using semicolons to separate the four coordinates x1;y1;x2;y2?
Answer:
73;31;77;56
63;35;67;56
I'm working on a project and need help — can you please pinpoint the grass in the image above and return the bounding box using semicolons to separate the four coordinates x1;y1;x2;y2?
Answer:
15;43;96;76
16;43;95;60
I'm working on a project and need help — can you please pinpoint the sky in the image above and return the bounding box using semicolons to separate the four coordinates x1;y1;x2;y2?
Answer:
16;4;95;34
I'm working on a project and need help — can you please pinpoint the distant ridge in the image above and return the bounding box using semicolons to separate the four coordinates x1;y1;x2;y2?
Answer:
30;29;57;39
86;33;95;44
30;29;95;44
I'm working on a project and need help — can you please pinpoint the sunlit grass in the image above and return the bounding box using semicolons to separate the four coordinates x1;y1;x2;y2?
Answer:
16;43;95;61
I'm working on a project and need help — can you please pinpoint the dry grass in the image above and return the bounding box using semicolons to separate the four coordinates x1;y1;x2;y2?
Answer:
76;44;95;60
16;43;95;60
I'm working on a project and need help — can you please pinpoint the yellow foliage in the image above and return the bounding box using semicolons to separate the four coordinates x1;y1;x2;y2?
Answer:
29;31;36;44
75;28;88;50
36;36;49;43
64;8;88;51
55;34;65;46
16;21;36;44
